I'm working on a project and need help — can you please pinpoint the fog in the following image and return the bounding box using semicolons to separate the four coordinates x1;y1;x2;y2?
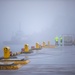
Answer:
0;1;75;73
0;0;75;53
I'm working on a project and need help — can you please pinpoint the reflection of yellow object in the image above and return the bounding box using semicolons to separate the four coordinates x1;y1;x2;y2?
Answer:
3;47;10;59
43;42;46;47
48;41;50;46
24;44;29;52
0;64;22;70
36;42;39;48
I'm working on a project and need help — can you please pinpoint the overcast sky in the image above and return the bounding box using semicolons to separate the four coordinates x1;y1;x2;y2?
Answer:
0;0;75;43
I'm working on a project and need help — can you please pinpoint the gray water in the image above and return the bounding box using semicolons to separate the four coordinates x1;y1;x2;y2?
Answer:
0;46;75;75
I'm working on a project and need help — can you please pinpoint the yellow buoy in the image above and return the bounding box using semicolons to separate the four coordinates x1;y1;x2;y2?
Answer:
3;47;10;59
36;42;39;48
24;44;29;52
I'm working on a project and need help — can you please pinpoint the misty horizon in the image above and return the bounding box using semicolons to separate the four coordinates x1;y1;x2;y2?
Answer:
0;0;75;43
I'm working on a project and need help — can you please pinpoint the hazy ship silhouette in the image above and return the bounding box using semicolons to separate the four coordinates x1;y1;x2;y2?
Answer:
3;25;30;45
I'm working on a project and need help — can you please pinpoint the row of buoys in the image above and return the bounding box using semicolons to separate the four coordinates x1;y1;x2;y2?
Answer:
3;41;52;59
0;41;56;70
